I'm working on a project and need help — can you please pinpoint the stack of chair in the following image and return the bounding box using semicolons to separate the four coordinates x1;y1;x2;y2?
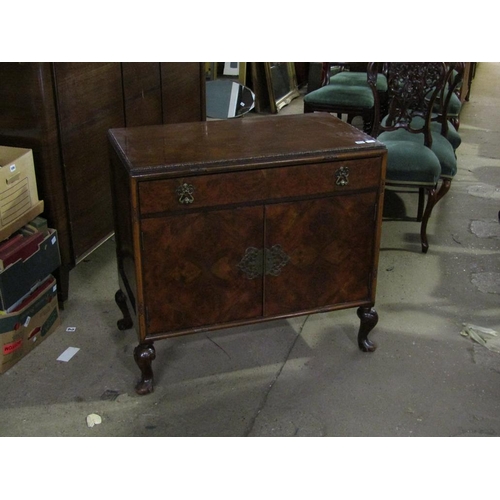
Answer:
368;62;463;253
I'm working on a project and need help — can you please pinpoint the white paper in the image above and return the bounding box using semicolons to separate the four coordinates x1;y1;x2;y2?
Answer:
57;347;80;362
86;413;102;428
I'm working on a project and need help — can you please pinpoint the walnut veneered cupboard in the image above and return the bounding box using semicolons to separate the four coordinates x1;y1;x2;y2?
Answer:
108;113;387;395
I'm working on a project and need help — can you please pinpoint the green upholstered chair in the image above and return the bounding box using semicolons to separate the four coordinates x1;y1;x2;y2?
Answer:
380;63;464;152
303;62;387;134
368;62;451;253
432;62;465;149
435;63;464;131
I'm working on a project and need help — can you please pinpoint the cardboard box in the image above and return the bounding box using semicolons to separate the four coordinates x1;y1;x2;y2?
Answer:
0;228;61;311
0;146;43;241
0;275;60;374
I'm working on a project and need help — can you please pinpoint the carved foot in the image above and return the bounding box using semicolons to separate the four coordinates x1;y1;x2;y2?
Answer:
134;343;156;395
357;307;378;352
115;289;133;330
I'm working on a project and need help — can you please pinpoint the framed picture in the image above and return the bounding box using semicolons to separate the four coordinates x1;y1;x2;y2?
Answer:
263;63;300;113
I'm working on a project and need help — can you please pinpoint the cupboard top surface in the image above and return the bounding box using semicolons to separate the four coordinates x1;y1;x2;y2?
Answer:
108;113;386;177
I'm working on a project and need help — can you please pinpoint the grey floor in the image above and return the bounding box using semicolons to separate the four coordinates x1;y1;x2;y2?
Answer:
1;63;499;437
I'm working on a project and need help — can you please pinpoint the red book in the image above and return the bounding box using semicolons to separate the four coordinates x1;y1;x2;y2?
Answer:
10;275;56;312
0;234;24;260
0;232;44;270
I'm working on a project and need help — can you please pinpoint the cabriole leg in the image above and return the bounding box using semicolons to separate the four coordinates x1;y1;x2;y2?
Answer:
115;289;133;330
357;306;378;352
134;343;156;395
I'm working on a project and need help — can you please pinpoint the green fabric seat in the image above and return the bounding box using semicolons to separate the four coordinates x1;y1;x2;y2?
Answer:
382;114;462;150
433;87;462;117
379;140;442;185
329;71;388;92
303;83;374;108
446;91;462;116
379;128;457;179
430;120;461;150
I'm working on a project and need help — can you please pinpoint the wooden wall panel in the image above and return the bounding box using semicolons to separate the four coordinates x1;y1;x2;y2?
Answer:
161;62;206;124
53;62;125;260
122;63;163;127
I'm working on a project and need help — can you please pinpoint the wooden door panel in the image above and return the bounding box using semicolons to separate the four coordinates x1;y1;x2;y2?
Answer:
53;62;125;259
122;62;163;127
141;206;264;335
264;193;377;316
160;62;206;123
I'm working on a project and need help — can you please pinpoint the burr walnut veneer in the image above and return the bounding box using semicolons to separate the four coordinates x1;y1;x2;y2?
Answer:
108;113;387;395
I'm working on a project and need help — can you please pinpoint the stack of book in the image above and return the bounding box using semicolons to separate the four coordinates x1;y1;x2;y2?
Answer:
0;215;60;311
0;143;62;373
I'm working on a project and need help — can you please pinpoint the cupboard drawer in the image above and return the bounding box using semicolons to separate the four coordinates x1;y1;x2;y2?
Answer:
139;156;382;215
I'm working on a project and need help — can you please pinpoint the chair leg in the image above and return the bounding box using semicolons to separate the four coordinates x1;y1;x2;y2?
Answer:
417;188;425;222
436;178;452;203
420;186;438;254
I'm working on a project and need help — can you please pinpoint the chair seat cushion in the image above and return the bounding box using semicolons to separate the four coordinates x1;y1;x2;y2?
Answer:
399;115;462;150
379;128;457;179
304;83;374;108
382;140;442;185
430;121;461;150
329;72;388;92
433;90;462;116
447;92;462;115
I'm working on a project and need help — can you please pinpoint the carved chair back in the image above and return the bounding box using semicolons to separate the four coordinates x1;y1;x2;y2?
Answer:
436;62;465;134
369;62;447;147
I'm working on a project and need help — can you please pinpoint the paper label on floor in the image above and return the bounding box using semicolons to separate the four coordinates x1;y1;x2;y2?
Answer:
57;347;80;362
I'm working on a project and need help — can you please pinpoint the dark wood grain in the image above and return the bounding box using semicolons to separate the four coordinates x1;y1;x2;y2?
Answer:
54;62;125;259
161;63;206;124
0;62;206;302
122;62;163;127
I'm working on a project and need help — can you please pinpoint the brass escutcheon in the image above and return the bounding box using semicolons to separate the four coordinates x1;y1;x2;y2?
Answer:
176;183;195;204
265;244;290;276
237;245;290;279
237;247;263;279
335;166;349;186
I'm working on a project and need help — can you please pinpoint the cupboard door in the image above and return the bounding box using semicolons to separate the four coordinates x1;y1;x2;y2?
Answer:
264;192;377;317
141;206;264;336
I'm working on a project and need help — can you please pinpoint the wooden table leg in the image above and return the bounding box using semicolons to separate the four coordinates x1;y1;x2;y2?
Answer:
134;343;156;395
357;306;378;352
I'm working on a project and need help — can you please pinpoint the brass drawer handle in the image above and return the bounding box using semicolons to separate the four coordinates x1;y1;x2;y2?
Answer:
335;166;349;186
176;183;195;204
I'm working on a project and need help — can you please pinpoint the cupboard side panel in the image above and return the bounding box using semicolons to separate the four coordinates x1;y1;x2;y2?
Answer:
109;148;138;321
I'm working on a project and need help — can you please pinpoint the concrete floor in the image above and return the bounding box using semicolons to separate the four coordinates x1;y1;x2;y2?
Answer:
1;63;499;438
